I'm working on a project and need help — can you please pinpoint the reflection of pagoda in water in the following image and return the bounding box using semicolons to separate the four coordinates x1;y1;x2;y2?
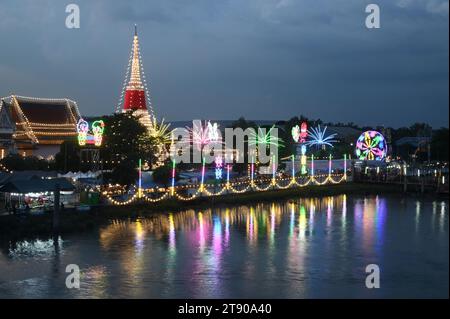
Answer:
117;25;155;131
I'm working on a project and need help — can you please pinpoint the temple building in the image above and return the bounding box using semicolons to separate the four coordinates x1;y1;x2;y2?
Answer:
0;95;81;159
117;25;155;131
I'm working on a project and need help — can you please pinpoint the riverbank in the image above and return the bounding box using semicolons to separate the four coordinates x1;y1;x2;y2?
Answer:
0;182;447;240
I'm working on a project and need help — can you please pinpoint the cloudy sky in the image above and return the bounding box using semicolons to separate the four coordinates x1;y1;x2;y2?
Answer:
0;0;448;128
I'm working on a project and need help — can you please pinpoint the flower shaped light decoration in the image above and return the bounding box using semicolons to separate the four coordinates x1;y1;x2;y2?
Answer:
186;121;223;151
249;125;284;148
149;118;172;145
305;125;338;149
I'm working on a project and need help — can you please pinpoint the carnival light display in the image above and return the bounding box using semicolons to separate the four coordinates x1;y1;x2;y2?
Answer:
250;156;255;184
305;125;337;149
77;119;105;147
215;156;223;180
171;159;176;196
208;121;220;142
295;122;308;174
138;158;143;198
300;145;307;174
103;157;348;205
92;121;105;146
187;121;222;151
77;119;89;146
272;155;276;184
291;155;295;178
291;125;300;142
250;125;283;148
328;154;332;176
300;122;308;143
200;157;206;191
355;130;387;161
149;119;172;145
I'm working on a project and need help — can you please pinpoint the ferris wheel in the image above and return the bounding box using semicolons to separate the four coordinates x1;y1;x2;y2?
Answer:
355;130;387;161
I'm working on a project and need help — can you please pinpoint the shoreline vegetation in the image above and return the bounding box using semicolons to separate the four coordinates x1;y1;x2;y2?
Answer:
0;182;448;241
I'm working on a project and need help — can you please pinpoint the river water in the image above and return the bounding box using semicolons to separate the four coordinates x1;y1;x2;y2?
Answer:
0;194;448;298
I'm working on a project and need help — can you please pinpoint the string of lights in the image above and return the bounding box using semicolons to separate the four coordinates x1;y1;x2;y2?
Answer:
103;173;348;205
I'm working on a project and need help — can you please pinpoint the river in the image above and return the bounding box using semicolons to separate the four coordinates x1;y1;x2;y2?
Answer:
0;194;448;298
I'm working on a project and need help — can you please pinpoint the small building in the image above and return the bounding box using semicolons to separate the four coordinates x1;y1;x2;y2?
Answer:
0;175;76;211
0;95;81;159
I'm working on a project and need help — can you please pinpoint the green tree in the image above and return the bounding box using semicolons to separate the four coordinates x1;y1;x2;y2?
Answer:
54;140;81;172
431;128;449;161
107;161;139;186
152;164;179;187
1;154;52;171
102;111;158;169
231;117;257;175
231;117;257;130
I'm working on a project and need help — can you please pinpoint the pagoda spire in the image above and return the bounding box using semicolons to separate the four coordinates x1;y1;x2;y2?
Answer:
117;25;155;130
127;25;144;93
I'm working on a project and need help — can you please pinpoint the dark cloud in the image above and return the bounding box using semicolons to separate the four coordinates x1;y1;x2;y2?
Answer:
0;0;448;128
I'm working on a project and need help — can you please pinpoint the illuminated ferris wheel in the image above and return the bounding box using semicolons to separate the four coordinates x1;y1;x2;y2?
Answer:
355;130;387;161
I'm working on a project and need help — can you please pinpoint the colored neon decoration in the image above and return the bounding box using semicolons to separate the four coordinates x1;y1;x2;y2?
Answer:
215;156;223;180
250;156;255;184
300;144;307;175
200;157;206;191
344;154;347;180
138;158;142;198
149;119;172;145
250;125;283;148
292;122;307;143
291;154;295;178
300;122;308;143
77;119;89;146
328;154;332;176
188;121;222;151
291;125;300;142
171;159;176;196
102;155;349;206
207;121;220;142
92;120;105;146
77;118;105;147
305;125;338;149
272;155;276;184
355;130;387;161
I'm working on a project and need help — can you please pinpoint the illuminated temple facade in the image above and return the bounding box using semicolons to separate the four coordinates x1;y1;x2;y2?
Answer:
0;95;80;159
117;25;155;131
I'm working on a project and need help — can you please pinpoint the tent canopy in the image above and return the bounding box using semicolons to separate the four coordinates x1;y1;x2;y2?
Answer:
0;177;75;194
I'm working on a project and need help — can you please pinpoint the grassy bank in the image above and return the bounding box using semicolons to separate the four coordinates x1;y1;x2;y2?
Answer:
0;182;446;240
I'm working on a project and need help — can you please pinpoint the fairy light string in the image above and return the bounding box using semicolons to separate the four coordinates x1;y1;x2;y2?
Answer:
103;157;349;205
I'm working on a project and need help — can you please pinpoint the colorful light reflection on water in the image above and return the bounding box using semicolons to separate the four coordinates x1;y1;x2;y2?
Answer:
0;195;448;298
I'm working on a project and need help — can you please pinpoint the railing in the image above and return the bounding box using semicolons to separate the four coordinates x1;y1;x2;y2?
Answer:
356;171;449;193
